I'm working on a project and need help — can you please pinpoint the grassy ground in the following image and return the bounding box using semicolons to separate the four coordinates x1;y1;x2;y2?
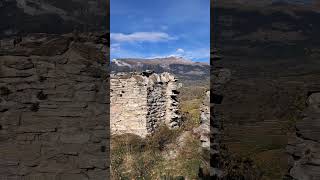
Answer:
224;121;288;179
111;82;209;179
111;126;205;179
179;84;208;129
111;77;303;179
222;92;306;179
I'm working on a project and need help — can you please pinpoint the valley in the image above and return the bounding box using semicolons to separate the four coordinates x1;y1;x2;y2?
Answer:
213;1;320;179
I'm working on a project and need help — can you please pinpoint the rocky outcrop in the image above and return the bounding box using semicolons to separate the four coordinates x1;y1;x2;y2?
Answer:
110;71;181;137
0;33;109;179
287;92;320;180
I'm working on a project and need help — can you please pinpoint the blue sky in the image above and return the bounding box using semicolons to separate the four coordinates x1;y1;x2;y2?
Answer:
110;0;210;63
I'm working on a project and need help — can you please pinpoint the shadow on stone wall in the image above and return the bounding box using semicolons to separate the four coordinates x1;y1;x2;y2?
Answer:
0;32;109;180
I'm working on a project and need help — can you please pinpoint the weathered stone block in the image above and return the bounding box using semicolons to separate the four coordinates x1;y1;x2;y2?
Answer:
75;83;97;91
30;37;71;56
23;173;57;180
74;91;96;102
60;144;83;156
287;92;320;179
3;57;34;70
60;133;90;144
36;159;76;173
59;173;89;180
87;169;107;180
78;155;106;169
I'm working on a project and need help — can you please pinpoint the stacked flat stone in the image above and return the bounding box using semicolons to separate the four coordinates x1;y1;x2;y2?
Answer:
287;92;320;180
0;33;109;180
110;71;181;137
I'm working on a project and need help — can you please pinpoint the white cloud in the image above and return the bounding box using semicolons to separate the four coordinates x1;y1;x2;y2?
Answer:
144;48;209;62
110;43;121;52
110;32;177;43
184;48;210;60
176;48;185;53
171;48;209;60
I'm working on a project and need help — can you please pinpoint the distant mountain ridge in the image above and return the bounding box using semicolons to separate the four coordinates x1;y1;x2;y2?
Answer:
214;0;320;59
0;0;107;37
111;57;210;82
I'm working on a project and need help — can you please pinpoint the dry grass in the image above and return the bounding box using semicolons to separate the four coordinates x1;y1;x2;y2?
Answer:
111;83;208;179
111;126;205;179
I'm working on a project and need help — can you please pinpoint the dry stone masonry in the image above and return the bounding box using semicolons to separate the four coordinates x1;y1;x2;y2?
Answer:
193;90;210;149
0;33;109;180
110;71;181;137
211;48;231;178
287;92;320;180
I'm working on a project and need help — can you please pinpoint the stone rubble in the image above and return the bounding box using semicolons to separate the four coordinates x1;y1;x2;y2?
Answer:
193;90;210;149
287;92;320;180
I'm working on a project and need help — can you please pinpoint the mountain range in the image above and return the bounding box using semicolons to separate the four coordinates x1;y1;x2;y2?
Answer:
214;0;320;59
111;56;210;82
0;0;107;37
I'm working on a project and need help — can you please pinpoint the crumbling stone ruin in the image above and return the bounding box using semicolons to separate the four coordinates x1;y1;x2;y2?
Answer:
287;92;320;180
193;90;210;149
0;33;109;179
110;71;181;137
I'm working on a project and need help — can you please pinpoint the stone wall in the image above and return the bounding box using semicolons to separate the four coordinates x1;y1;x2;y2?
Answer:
287;92;320;180
0;33;109;180
193;90;210;149
110;71;181;137
210;48;231;178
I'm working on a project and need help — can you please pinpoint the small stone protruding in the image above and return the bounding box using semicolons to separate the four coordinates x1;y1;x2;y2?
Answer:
142;70;154;77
